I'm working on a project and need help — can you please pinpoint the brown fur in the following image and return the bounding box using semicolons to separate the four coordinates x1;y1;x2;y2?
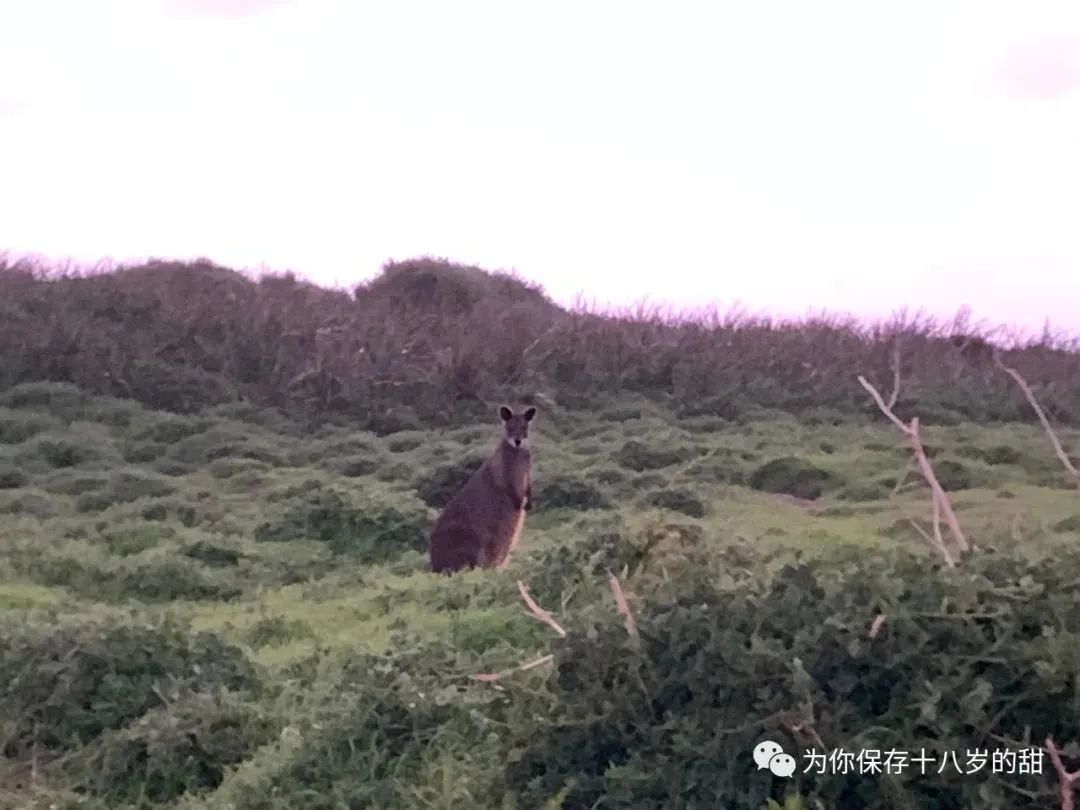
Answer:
428;406;535;574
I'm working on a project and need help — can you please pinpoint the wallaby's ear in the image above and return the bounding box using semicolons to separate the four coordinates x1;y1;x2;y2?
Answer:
499;406;512;421
524;407;536;421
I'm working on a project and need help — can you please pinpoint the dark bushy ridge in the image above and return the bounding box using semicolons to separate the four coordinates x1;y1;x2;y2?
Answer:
3;255;1079;431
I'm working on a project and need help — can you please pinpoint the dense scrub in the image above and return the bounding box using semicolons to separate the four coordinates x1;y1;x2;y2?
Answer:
3;256;1079;431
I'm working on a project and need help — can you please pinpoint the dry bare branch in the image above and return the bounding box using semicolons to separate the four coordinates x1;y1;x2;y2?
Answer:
887;339;902;409
931;485;945;556
517;580;567;637
868;614;886;639
995;356;1079;486
890;456;917;498
608;572;639;639
904;514;956;567
1046;736;1080;810
470;654;555;683
858;375;968;561
1011;512;1024;543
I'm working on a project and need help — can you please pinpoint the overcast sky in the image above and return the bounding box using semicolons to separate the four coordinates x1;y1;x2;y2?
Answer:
2;0;1079;334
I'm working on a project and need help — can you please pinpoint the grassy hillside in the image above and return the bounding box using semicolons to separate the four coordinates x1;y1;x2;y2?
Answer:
1;258;1079;809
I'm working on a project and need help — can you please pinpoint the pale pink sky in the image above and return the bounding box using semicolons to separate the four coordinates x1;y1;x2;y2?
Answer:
2;0;1079;334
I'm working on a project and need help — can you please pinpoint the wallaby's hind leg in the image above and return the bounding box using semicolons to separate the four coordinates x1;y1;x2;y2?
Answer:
429;524;484;574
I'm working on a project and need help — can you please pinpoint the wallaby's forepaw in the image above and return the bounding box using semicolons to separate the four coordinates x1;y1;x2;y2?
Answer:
524;498;533;512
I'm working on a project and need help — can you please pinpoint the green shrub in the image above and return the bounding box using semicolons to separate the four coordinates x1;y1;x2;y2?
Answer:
643;488;706;517
29;553;239;603
254;487;432;561
338;456;380;477
364;405;424;436
182;540;243;567
387;435;424;452
62;690;274;806
414;454;487;508
1053;515;1080;533
120;439;167;463
0;489;56;518
534;474;611;511
0;615;261;760
748;456;838;500
0;465;28;489
124;360;235;414
135;416;207;445
96;524;177;556
154;458;193;477
210;642;505;810
899;458;974;492
958;444;1023;466
41;470;108;496
0;382;89;414
244;615;316;648
933;458;974;490
169;427;282;466
525;531;658;606
34;438;89;468
613;439;693;471
837;477;895;502
498;540;1080;809
141;497;197;526
74;469;175;512
0;409;54;444
592;466;627;485
209;457;270;479
982;445;1023;465
116;557;241;602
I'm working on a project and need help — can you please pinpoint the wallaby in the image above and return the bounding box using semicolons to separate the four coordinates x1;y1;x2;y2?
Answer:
428;405;535;574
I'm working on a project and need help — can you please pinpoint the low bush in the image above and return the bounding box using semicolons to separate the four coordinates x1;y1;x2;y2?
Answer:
643;488;706;517
0;465;28;489
0;615;261;761
748;456;839;500
74;469;176;513
613;439;693;471
209;457;270;479
254;486;432;561
0;408;55;444
244;615;316;648
62;690;274;806
0;489;57;518
96;524;177;556
414;454;487;508
498;538;1080;809
337;456;380;477
534;474;611;511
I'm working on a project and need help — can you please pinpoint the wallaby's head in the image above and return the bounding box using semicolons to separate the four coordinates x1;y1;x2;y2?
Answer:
499;405;536;449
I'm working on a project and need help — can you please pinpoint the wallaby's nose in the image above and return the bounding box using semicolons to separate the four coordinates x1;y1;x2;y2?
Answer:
514;439;522;447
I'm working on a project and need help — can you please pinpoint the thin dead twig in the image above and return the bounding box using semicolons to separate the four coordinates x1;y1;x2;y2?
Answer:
904;513;956;567
858;375;968;561
1046;736;1080;810
889;456;917;498
470;654;555;684
517;580;567;637
995;355;1079;486
887;340;902;410
868;614;886;639
608;572;639;640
